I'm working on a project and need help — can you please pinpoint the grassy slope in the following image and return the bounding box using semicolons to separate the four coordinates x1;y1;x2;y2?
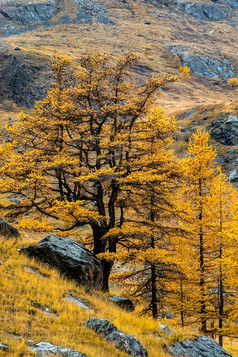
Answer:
0;233;236;356
0;234;186;357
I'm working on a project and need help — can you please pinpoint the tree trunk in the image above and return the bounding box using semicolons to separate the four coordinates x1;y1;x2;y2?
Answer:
101;259;114;292
199;178;207;333
151;264;158;319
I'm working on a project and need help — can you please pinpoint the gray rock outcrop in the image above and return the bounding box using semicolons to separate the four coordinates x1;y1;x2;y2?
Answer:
108;295;135;311
0;0;56;26
169;336;231;356
21;235;103;290
85;318;148;357
168;45;237;79
211;114;238;145
177;3;229;21
29;342;86;356
224;0;238;8
0;51;49;107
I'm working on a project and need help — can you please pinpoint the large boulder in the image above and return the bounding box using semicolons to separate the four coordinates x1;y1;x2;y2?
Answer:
168;336;231;356
177;2;229;21
0;0;56;26
85;318;148;357
29;342;86;356
211;114;238;145
21;235;103;290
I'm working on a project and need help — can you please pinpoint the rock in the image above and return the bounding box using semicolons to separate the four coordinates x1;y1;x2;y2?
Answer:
159;311;173;319
158;324;175;335
177;108;196;120
0;218;20;238
0;14;15;31
108;295;135;311
224;0;238;8
229;169;238;182
0;0;56;26
21;235;103;290
0;342;9;351
66;294;92;311
85;318;147;357
132;62;154;75
168;45;237;79
211;114;238;145
168;336;231;356
14;47;21;51
29;341;86;356
177;3;229;21
23;266;50;278
0;51;50;107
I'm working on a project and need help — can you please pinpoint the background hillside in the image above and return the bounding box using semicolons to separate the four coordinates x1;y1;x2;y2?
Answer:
0;0;237;166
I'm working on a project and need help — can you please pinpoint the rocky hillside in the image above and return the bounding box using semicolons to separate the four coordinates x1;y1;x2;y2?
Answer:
0;0;237;110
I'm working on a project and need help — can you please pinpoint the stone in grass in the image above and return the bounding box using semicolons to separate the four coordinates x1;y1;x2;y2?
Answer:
29;341;86;356
108;295;135;311
168;336;231;356
0;342;9;351
158;324;175;336
66;294;92;311
85;318;147;357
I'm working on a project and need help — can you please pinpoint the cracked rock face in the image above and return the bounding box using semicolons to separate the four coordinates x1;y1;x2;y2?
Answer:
168;336;231;356
168;45;237;79
211;114;238;146
0;51;49;107
85;318;148;357
0;0;56;26
177;2;229;21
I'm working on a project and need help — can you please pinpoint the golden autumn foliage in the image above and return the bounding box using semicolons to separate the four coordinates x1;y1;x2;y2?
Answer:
0;54;176;292
0;53;238;347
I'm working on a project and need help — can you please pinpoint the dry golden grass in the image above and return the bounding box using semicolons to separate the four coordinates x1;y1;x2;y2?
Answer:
0;234;188;357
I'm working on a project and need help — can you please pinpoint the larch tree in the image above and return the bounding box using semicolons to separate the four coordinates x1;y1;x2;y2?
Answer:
107;107;183;318
0;54;176;291
209;171;238;346
180;130;220;333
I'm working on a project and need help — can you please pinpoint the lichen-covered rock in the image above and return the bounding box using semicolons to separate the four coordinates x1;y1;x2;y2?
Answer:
169;336;231;356
0;0;56;26
21;235;103;290
85;318;147;357
108;295;135;311
177;3;229;21
29;342;86;356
